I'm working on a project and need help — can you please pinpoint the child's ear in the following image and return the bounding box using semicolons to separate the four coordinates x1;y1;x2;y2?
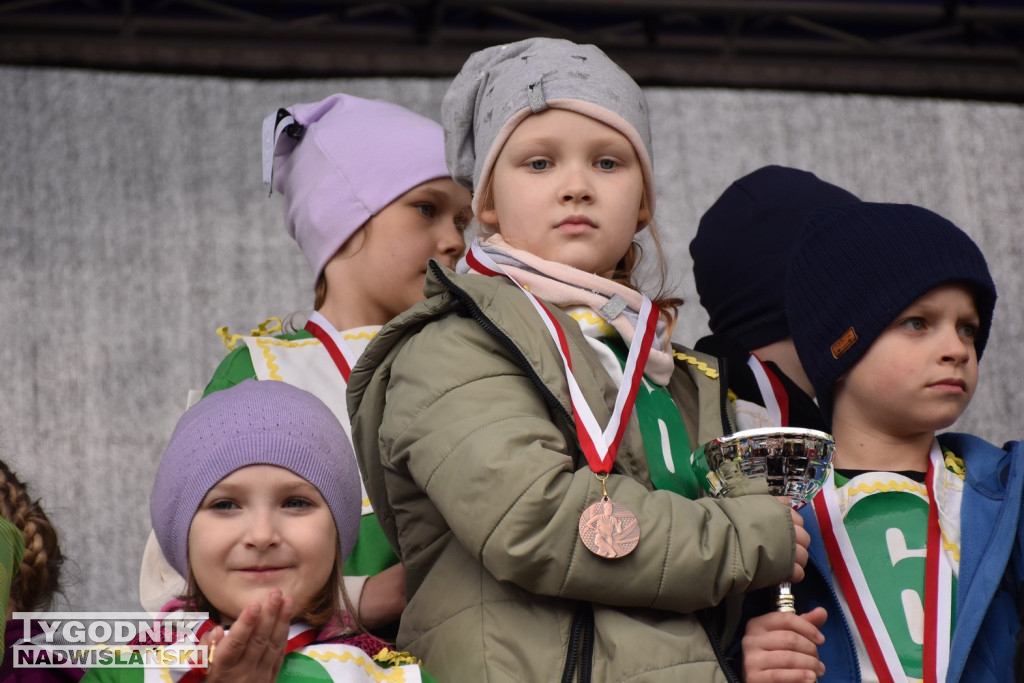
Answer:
479;207;498;226
636;206;651;231
636;192;651;231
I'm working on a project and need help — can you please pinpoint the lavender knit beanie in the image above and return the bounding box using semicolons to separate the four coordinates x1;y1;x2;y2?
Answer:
442;37;655;216
785;202;996;424
150;380;361;578
262;93;450;279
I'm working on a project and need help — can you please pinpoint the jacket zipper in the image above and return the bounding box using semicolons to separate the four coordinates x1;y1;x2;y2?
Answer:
693;348;738;681
560;601;595;683
812;547;861;681
715;352;736;435
699;609;740;683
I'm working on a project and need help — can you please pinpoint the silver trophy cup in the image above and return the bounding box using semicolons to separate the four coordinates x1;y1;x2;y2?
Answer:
690;427;834;612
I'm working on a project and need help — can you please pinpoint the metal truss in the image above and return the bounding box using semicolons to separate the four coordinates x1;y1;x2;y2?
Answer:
2;0;1023;101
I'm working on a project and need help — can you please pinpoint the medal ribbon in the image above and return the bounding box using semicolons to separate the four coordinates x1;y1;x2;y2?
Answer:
746;354;789;426
812;441;952;683
465;243;658;474
179;622;318;682
304;311;359;383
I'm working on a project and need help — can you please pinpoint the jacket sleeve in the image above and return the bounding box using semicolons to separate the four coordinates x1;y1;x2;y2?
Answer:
378;315;795;614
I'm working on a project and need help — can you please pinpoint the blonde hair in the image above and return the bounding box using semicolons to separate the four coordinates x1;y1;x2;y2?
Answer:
0;460;65;611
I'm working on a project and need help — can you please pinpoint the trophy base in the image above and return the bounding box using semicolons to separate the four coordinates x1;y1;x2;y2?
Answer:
776;581;796;613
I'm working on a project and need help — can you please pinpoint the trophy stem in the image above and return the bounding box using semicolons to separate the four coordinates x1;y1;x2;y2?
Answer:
776;581;796;613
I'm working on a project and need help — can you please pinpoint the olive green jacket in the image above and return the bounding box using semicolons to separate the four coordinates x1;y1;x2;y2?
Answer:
348;263;794;682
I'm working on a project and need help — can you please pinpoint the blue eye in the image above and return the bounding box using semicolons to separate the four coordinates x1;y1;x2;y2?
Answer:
210;500;238;511
958;323;978;339
283;498;312;509
529;159;549;171
597;159;617;170
900;318;926;331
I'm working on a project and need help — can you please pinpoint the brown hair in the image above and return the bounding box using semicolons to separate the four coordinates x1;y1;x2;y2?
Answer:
313;273;328;311
182;540;361;632
0;460;65;612
313;224;371;310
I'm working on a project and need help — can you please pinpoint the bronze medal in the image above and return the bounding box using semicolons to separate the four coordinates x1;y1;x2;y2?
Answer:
578;496;640;559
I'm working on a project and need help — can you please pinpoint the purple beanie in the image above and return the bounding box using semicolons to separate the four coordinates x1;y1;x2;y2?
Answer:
150;380;362;578
262;93;450;279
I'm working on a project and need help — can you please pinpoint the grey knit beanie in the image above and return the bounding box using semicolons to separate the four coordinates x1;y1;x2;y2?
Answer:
442;37;655;216
150;380;362;577
785;202;996;424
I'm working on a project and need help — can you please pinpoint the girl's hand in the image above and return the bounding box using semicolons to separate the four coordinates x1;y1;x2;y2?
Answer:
359;562;408;628
780;501;811;583
742;607;827;683
201;589;294;683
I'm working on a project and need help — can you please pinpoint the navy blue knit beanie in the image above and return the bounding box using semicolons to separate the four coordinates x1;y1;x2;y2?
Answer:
690;165;861;350
785;202;996;425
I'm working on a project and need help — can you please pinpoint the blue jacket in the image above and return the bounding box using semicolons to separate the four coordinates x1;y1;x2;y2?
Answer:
793;433;1024;682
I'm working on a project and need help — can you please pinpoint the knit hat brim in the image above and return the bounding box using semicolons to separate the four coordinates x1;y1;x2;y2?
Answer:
150;380;362;579
442;38;655;217
785;202;996;424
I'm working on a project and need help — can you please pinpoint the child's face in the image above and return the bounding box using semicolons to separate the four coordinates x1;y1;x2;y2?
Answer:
833;284;980;437
188;465;337;624
479;108;648;276
323;177;471;324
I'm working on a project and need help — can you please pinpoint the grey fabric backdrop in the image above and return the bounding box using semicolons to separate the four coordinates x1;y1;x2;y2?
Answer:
2;66;1021;612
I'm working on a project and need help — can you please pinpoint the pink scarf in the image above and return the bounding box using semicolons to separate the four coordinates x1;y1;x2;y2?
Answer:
457;234;676;386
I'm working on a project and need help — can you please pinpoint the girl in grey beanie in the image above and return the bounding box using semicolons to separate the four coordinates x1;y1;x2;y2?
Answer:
346;37;807;683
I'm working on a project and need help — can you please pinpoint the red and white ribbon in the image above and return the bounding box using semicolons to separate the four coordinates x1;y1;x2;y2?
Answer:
812;441;952;683
746;354;789;427
465;243;658;474
305;311;360;383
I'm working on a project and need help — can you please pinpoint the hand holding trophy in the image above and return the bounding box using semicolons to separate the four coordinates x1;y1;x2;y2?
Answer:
690;427;834;612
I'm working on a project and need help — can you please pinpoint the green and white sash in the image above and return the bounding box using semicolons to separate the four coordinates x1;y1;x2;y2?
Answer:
813;440;962;683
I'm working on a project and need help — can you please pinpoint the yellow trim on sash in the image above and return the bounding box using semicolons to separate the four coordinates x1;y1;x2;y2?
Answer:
843;479;928;498
941;530;961;563
373;647;422;666
672;351;720;380
303;648;411;681
253;338;321;382
836;479;928;512
943;449;966;480
216;317;284;351
566;310;616;337
343;330;379;341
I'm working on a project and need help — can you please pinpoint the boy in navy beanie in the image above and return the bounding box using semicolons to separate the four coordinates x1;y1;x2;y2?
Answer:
690;165;859;432
740;201;1023;683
